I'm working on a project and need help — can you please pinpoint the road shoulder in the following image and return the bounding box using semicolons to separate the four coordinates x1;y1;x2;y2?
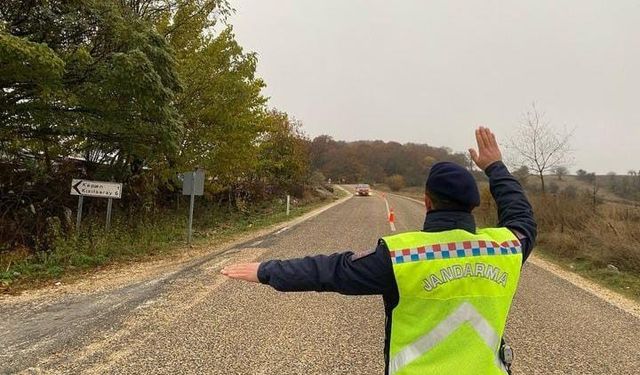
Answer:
528;254;640;319
0;188;353;303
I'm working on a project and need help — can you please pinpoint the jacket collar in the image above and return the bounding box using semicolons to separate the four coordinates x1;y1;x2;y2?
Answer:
422;210;476;234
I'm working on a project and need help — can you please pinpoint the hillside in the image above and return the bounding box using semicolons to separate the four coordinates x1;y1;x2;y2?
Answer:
524;175;640;206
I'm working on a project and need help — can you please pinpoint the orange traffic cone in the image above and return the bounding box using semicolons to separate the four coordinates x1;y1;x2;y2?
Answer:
389;208;395;223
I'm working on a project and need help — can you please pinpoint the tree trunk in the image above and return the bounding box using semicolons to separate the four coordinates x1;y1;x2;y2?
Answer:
539;172;546;194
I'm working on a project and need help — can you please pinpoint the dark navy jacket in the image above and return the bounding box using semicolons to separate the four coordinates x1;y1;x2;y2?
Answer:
257;161;537;373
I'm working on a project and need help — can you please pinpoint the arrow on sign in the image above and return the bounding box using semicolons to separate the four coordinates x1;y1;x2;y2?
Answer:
73;180;83;195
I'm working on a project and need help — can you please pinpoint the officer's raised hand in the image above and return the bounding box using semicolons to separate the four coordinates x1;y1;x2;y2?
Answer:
468;126;502;170
221;262;260;282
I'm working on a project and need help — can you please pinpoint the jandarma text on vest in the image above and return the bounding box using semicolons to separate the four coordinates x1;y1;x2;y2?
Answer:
422;262;508;291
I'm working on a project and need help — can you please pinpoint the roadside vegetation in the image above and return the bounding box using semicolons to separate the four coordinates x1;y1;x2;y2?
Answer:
477;184;640;300
1;187;342;293
1;1;320;290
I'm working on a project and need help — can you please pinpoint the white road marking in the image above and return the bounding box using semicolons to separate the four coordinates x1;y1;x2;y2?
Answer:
387;192;424;205
382;194;396;232
274;227;289;235
135;299;158;310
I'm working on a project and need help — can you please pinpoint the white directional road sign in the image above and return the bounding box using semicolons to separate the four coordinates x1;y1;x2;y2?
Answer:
70;179;122;199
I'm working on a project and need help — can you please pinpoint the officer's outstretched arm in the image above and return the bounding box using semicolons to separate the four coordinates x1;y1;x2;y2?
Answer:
222;244;394;294
221;263;260;282
469;127;537;260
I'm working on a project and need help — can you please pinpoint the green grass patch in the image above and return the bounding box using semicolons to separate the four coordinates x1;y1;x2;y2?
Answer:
1;191;343;292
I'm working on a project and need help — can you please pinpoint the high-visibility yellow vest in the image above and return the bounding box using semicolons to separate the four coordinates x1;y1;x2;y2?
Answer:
382;228;523;375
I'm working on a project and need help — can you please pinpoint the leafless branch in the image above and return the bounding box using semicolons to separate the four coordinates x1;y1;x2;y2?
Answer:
508;103;574;193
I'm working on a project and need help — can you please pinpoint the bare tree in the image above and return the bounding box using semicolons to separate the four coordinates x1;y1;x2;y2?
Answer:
590;173;600;212
554;166;569;180
509;104;573;194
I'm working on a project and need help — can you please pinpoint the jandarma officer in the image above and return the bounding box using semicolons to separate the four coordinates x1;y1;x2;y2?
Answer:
222;127;537;375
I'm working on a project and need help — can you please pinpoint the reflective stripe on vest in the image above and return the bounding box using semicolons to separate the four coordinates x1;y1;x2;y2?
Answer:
383;228;523;375
389;302;507;375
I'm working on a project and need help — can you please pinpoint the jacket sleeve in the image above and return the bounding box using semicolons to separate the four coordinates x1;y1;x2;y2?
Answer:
485;161;537;261
256;242;396;295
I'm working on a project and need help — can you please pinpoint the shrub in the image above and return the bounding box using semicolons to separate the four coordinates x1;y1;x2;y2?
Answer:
386;175;406;192
561;185;578;199
309;171;327;187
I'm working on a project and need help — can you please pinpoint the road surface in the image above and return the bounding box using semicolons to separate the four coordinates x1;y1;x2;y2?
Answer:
1;187;639;374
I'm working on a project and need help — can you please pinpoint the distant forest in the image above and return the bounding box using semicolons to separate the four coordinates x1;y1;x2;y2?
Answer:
308;136;640;203
309;135;470;187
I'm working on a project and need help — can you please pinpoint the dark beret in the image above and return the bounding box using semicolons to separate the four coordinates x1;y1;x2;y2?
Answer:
426;162;480;209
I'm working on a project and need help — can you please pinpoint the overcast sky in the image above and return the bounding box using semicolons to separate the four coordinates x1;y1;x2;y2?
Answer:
229;0;640;174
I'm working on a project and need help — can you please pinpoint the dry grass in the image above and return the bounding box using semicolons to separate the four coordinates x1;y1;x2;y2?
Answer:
531;196;640;271
383;182;640;271
383;180;640;298
475;189;640;271
472;185;640;300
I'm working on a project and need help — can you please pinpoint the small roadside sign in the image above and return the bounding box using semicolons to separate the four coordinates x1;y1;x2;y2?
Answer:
70;179;123;233
181;170;205;196
181;169;205;244
71;179;122;199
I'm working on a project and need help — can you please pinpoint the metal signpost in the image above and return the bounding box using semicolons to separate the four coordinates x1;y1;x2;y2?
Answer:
71;179;123;232
182;170;205;244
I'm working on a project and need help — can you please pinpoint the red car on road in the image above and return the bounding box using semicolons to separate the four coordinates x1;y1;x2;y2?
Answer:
355;184;371;196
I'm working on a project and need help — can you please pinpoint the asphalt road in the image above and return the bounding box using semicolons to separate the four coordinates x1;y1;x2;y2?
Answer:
2;187;639;374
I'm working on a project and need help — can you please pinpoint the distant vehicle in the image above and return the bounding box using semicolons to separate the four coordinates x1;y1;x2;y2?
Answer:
355;184;371;196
